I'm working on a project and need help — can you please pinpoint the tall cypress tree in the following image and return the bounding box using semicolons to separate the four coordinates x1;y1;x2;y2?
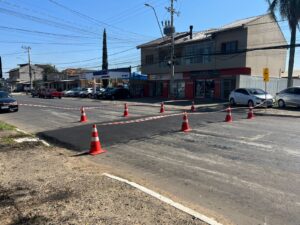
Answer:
0;56;3;79
102;29;108;71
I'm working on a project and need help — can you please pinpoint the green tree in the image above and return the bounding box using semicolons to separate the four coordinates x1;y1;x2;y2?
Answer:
266;0;300;87
41;64;58;82
102;29;108;71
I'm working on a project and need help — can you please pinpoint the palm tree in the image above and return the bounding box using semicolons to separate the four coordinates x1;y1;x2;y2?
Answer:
266;0;300;87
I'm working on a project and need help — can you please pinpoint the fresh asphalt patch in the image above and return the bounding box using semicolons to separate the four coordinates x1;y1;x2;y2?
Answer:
38;110;247;152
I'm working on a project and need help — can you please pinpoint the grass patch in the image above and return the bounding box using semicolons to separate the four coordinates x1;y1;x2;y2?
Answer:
1;137;15;145
0;121;15;131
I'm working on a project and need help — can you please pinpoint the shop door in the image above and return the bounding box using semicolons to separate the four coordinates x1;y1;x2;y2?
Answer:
176;81;185;98
204;79;215;98
195;80;205;98
195;80;215;98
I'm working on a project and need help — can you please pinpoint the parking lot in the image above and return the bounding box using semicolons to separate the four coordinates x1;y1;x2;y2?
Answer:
1;95;300;225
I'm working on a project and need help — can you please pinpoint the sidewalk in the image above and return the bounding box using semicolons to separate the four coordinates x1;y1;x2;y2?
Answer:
0;124;207;225
254;107;300;118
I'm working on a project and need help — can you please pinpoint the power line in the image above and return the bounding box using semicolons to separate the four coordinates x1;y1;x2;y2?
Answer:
0;6;100;36
0;25;99;39
0;3;149;43
0;51;24;56
0;40;98;46
47;0;155;39
136;43;300;68
0;0;100;35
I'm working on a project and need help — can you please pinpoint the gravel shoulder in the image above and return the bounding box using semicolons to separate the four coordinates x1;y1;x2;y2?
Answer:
0;126;206;225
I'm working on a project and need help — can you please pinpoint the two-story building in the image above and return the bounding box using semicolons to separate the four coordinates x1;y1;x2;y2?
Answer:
7;64;46;91
137;14;287;99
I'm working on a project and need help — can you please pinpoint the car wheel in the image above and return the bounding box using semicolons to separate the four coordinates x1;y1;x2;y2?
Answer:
248;100;254;107
111;95;115;100
278;99;285;108
88;94;92;98
229;98;236;106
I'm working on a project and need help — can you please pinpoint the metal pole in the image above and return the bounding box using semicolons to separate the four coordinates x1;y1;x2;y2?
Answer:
22;46;32;90
170;0;175;98
265;81;267;108
144;3;164;38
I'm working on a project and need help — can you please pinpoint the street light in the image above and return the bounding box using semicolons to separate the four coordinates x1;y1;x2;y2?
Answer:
144;3;164;38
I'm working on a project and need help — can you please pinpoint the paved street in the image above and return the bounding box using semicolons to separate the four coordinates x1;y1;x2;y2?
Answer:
1;95;300;225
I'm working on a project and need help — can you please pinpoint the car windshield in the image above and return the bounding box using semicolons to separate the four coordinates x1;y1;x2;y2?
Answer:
0;92;9;98
248;89;266;95
105;88;114;92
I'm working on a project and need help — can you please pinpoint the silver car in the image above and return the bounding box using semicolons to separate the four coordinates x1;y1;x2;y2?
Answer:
276;86;300;108
229;88;274;107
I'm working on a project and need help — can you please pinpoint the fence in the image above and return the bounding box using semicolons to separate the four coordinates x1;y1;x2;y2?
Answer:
238;75;300;96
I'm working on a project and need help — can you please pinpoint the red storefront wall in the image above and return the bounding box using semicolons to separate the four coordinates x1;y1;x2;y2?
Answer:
162;81;169;98
185;80;194;99
214;79;221;99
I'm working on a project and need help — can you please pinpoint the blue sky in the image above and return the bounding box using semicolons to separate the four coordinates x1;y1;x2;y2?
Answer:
0;0;299;78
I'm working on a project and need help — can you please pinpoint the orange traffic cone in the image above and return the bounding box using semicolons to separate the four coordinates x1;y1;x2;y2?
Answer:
160;102;165;113
80;107;88;122
89;124;106;155
181;112;191;132
123;103;129;117
247;106;255;119
191;101;196;112
225;107;233;122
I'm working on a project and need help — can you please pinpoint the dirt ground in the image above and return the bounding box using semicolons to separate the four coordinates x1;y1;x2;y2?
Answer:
0;129;207;225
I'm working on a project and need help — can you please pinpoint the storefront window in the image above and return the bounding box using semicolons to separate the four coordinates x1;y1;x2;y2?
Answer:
171;81;185;98
195;80;215;99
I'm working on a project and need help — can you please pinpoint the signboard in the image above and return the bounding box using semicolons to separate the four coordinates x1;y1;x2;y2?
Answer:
263;68;269;82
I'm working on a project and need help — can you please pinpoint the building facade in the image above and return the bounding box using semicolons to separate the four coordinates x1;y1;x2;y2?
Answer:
7;64;46;91
137;14;287;99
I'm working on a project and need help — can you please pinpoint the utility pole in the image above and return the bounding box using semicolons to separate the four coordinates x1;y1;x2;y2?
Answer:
22;46;32;90
166;0;179;98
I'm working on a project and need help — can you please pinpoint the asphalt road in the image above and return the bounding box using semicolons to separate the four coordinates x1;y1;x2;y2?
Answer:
1;95;300;225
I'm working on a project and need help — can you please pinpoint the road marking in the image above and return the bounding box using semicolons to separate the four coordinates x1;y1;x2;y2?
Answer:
190;130;273;150
103;173;224;225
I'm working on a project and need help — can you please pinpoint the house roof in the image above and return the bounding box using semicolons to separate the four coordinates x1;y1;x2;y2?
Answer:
137;14;269;49
7;68;19;73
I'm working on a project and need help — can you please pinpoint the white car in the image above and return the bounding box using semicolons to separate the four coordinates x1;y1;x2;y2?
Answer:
229;88;274;107
79;88;93;98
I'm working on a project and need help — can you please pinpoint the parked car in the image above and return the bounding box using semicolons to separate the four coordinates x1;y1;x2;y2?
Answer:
31;89;39;98
102;88;130;100
0;91;18;112
64;87;82;97
229;88;274;107
38;88;63;99
275;86;300;108
79;88;94;98
93;87;109;99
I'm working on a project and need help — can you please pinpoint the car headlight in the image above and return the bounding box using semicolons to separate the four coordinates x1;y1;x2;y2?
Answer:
8;101;18;105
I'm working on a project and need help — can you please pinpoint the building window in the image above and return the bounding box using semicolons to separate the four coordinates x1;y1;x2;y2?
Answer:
183;43;212;65
158;50;169;67
221;41;238;54
145;55;154;65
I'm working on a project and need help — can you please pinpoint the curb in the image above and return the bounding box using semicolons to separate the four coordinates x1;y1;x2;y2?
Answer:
255;112;300;118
